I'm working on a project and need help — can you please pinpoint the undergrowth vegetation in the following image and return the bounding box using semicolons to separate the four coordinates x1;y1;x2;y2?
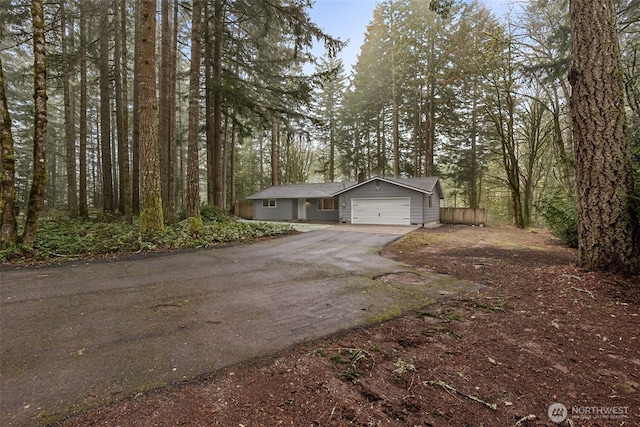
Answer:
537;195;578;248
0;207;291;265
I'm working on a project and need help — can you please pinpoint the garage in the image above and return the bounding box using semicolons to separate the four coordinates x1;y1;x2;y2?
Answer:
351;197;410;225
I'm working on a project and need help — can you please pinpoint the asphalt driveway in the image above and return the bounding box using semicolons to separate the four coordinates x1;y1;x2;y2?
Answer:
0;225;479;426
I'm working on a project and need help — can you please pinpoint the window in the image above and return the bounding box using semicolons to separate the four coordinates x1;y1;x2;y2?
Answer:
428;195;432;208
317;198;337;211
262;199;276;208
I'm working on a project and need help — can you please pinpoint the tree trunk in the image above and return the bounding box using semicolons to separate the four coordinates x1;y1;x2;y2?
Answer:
329;98;335;182
390;37;400;178
506;91;524;228
222;114;228;204
204;0;214;205
168;0;178;220
376;116;383;176
47;138;56;209
99;0;114;211
132;0;141;215
424;33;437;178
159;0;174;222
187;0;203;219
412;97;423;177
23;0;48;246
139;0;164;234
550;89;575;197
121;0;132;218
61;0;78;218
271;115;278;186
0;56;18;247
229;119;236;211
425;75;436;177
212;0;224;207
94;119;101;205
569;0;639;274
111;105;119;207
114;0;131;220
159;0;169;213
469;91;479;209
79;0;88;217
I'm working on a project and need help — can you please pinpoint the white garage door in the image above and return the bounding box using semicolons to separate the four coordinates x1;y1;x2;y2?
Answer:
351;197;410;225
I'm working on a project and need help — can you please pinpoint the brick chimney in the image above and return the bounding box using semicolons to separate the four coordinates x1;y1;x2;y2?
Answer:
357;171;366;183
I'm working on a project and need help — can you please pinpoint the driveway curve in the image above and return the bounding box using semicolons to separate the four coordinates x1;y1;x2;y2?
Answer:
0;225;479;426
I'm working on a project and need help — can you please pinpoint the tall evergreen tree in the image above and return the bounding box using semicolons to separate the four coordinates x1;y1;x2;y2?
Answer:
313;56;347;182
159;0;177;222
114;0;132;220
569;0;639;273
212;0;224;205
350;6;392;177
132;0;141;214
61;0;78;218
0;56;18;247
78;0;89;218
440;1;497;208
187;0;203;219
139;0;164;234
23;0;48;246
99;0;114;211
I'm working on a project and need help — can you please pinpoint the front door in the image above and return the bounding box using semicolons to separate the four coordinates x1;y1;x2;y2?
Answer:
297;199;307;221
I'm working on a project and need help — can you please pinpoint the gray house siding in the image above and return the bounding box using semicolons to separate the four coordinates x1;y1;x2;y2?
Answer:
253;199;294;221
338;179;428;225
423;193;441;224
252;198;339;222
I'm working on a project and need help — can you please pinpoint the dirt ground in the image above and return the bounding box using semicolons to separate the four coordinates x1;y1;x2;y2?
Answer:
54;225;639;426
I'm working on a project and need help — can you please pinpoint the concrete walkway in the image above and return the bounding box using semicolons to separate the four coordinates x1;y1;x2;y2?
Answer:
0;227;478;426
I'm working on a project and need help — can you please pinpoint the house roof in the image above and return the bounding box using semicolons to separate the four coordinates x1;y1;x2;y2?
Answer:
332;176;443;198
246;181;357;199
247;176;444;199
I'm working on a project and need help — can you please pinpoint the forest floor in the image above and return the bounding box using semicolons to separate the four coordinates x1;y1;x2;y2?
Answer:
54;225;639;426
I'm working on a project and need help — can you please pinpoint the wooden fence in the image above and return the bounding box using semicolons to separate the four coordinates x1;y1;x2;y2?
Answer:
440;207;486;226
234;201;253;219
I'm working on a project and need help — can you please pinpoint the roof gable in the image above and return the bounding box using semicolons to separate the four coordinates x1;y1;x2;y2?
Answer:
332;176;443;198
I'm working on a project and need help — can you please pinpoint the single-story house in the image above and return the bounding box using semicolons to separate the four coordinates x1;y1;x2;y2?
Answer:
246;176;444;226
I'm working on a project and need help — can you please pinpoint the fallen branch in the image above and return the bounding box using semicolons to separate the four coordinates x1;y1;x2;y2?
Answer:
423;380;497;410
571;286;595;299
514;414;536;426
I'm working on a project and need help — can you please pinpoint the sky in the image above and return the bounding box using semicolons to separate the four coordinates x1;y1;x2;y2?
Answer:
308;0;515;73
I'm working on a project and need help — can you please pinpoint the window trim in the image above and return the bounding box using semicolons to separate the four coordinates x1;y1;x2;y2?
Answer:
317;197;337;211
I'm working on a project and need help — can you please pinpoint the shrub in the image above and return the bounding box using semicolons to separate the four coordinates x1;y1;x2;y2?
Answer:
200;204;232;223
537;195;578;248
